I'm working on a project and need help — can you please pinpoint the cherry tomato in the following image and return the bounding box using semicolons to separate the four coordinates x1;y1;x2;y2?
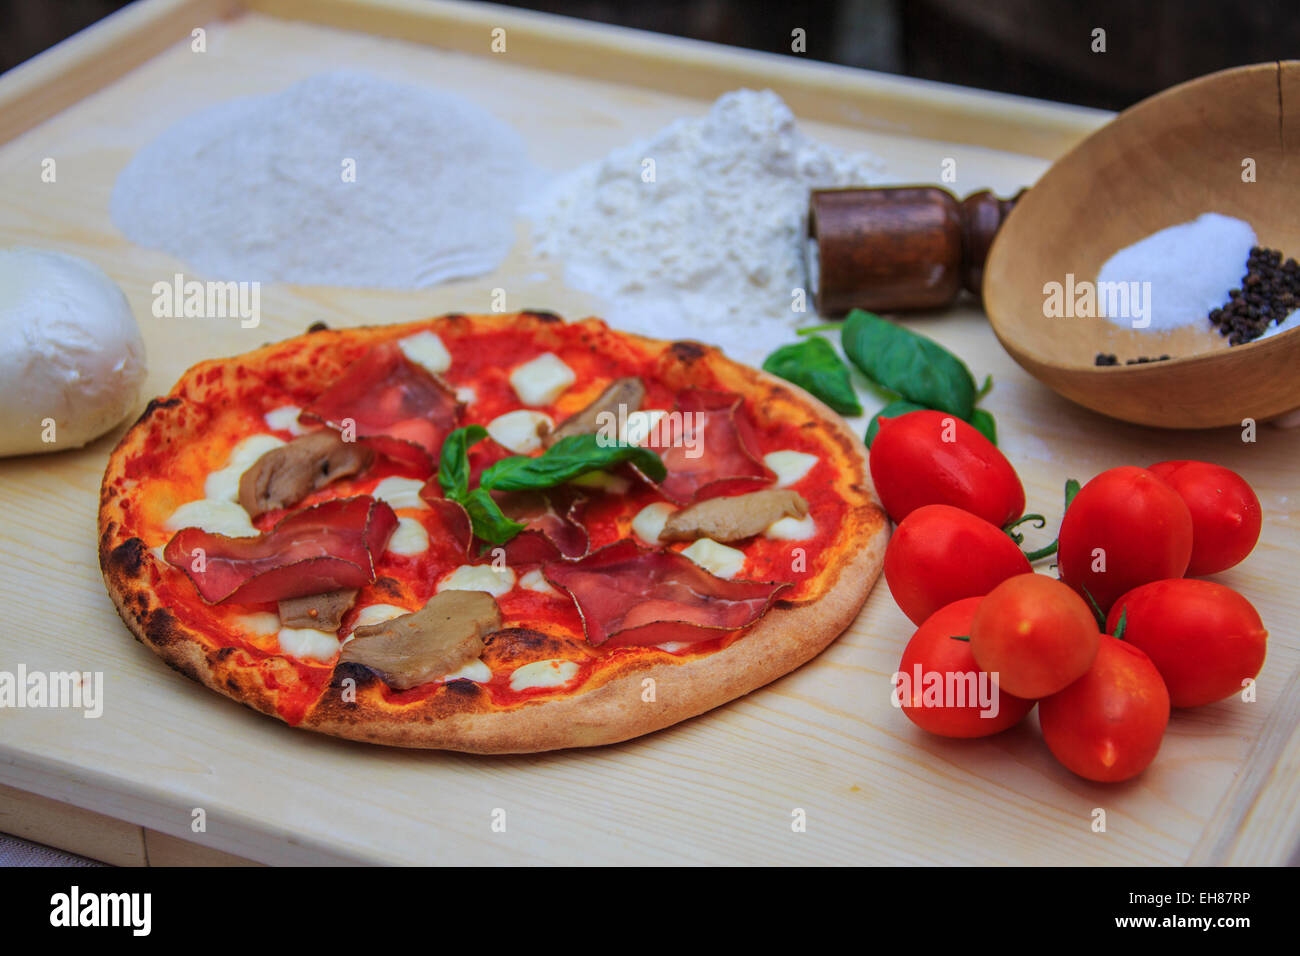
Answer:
869;410;1025;527
896;597;1034;738
970;574;1099;699
1057;466;1193;615
885;504;1032;626
1106;579;1267;708
1039;636;1170;782
1147;460;1262;576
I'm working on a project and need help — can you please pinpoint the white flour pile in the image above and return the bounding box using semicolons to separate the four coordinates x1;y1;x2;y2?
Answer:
112;71;538;288
527;90;883;363
1096;212;1257;331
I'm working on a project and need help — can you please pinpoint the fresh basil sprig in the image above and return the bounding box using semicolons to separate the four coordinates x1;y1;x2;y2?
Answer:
438;424;487;499
481;433;665;491
761;336;863;416
842;309;977;420
459;487;525;545
436;427;666;545
437;426;524;545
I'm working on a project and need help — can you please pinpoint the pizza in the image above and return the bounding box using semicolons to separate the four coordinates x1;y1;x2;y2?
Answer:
98;312;888;753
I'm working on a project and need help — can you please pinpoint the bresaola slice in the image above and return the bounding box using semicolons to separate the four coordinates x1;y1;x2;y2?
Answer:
417;483;589;562
641;388;775;503
301;342;462;475
421;496;474;555
543;539;790;647
163;496;398;605
498;489;589;563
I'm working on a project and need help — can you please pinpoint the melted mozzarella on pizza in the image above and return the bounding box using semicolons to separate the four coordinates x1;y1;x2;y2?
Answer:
371;476;428;510
164;498;258;537
264;405;310;436
351;604;409;630
619;408;668;445
632;502;676;544
443;659;492;683
386;517;430;556
509;659;579;692
509;353;574;405
203;434;285;501
397;331;452;375
165;433;287;537
519;568;558;595
437;564;515;597
681;538;747;579
278;626;341;661
487;409;553;454
764;450;818;488
237;612;281;637
766;514;816;541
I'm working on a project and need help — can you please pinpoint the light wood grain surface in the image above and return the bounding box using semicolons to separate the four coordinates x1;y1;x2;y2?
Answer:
0;0;1295;866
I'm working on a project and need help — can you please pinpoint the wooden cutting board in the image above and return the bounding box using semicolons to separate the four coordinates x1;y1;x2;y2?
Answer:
0;0;1296;866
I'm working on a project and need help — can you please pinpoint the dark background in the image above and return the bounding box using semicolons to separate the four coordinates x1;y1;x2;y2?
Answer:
2;0;1297;110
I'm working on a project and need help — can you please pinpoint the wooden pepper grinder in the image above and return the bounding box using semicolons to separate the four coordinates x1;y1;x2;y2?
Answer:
807;186;1025;315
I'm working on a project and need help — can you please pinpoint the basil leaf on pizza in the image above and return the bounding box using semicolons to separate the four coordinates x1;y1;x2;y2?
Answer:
438;428;664;545
460;487;526;545
480;433;666;491
437;424;488;499
436;425;524;544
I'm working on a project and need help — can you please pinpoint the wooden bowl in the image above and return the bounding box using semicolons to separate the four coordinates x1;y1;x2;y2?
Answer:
983;61;1300;429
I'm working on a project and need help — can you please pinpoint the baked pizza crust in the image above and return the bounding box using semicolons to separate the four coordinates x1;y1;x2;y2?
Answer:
99;313;889;753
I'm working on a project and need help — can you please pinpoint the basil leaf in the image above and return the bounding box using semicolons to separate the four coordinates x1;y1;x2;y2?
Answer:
842;309;976;420
864;400;927;447
481;433;666;491
436;427;663;546
970;408;998;445
438;425;487;499
436;426;523;544
460;487;525;545
762;336;863;416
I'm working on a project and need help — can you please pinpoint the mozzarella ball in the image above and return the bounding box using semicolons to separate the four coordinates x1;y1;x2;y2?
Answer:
0;248;146;456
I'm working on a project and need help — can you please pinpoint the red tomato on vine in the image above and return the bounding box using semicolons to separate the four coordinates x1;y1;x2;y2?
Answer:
1039;636;1170;783
869;410;1024;527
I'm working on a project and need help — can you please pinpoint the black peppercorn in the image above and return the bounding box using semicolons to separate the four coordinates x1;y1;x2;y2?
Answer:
1208;246;1300;344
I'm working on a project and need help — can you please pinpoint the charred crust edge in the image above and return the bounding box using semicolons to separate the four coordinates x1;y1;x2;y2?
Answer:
131;396;181;430
669;340;709;362
143;606;181;649
107;537;148;579
483;627;554;650
331;661;382;690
